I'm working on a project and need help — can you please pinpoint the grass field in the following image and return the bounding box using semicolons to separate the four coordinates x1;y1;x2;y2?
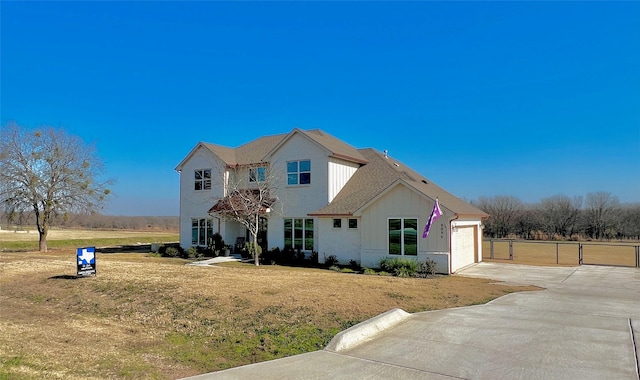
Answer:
0;234;537;379
0;229;178;251
483;240;639;267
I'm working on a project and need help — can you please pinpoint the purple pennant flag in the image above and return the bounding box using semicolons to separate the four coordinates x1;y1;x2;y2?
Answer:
422;198;442;238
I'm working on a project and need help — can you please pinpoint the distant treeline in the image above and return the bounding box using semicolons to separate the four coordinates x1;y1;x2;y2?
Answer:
475;192;640;241
0;211;178;232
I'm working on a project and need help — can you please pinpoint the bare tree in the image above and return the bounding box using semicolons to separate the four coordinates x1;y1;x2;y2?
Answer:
208;165;278;266
0;123;112;251
539;195;582;239
618;203;640;240
584;191;620;240
477;195;524;238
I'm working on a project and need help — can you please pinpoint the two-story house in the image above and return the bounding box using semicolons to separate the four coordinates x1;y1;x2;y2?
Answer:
175;128;488;273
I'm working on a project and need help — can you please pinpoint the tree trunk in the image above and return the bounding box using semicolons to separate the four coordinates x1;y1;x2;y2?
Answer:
253;214;260;266
38;229;48;252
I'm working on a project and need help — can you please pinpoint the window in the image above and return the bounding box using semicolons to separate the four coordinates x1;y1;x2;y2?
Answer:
192;218;215;246
284;218;314;250
333;219;342;228
249;167;266;183
388;218;418;256
348;219;358;229
287;160;311;185
194;169;211;190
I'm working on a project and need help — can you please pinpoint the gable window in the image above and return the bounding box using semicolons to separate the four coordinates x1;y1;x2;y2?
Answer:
388;218;418;256
348;219;358;229
192;218;215;246
287;160;311;185
195;169;212;190
333;219;342;228
249;167;266;183
284;218;314;250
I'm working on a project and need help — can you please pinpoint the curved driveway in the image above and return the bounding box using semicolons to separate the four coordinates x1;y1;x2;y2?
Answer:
185;263;640;380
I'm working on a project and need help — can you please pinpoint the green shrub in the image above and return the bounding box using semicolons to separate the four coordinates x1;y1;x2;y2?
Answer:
348;259;360;271
187;247;198;259
379;257;418;277
363;268;376;275
340;268;355;273
328;265;341;272
164;246;180;258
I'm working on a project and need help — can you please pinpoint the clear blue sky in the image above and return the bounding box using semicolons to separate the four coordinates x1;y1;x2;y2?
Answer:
2;1;639;216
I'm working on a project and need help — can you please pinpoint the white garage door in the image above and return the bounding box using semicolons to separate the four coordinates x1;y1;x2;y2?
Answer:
452;226;476;272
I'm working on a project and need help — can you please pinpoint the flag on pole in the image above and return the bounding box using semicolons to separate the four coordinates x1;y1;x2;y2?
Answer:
422;198;442;238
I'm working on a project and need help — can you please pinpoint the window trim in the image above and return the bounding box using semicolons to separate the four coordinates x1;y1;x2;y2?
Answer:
191;218;215;246
333;218;342;228
287;159;311;186
283;217;314;251
348;218;358;229
194;169;212;191
388;217;418;256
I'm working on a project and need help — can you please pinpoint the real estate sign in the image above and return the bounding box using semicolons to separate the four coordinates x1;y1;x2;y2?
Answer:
77;247;96;277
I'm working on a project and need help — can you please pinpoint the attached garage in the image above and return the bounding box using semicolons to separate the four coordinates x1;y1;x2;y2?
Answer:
451;225;478;273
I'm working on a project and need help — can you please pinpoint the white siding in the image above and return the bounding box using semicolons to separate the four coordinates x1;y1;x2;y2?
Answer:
267;134;331;251
328;158;359;203
359;184;451;272
316;217;361;265
178;147;227;249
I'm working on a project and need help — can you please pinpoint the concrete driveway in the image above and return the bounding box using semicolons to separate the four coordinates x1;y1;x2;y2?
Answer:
184;263;640;380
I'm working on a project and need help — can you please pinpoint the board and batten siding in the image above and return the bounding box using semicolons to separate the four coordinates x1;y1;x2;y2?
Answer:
358;184;451;272
328;157;360;203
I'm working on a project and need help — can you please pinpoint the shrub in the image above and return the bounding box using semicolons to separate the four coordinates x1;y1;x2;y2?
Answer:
295;249;305;262
164;246;180;258
328;265;341;272
324;254;338;267
417;258;438;278
309;251;319;265
187;247;199;259
348;259;360;271
363;267;376;275
379;257;418;277
340;268;355;273
210;233;224;253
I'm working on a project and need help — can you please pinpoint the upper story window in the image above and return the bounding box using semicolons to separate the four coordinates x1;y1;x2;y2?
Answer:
249;167;266;183
287;160;311;185
194;169;211;190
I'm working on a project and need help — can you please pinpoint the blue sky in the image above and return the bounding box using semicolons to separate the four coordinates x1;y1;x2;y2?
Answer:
2;1;639;216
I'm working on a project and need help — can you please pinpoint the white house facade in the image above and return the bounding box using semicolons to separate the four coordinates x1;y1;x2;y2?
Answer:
175;129;488;274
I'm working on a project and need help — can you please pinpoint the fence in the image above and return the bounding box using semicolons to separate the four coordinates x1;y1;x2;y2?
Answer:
484;239;640;268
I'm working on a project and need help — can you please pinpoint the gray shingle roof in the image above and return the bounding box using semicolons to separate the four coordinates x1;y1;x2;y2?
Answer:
199;129;367;166
310;148;488;218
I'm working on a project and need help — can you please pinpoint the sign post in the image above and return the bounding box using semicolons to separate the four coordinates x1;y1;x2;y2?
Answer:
77;247;96;277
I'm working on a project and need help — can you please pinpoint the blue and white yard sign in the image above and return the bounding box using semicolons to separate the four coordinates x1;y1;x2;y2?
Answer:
77;247;96;276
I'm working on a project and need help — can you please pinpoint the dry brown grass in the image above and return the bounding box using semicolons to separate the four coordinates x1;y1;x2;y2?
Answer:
483;240;639;267
0;250;537;379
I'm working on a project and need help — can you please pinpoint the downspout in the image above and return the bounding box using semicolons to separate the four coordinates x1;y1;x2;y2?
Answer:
449;214;460;274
